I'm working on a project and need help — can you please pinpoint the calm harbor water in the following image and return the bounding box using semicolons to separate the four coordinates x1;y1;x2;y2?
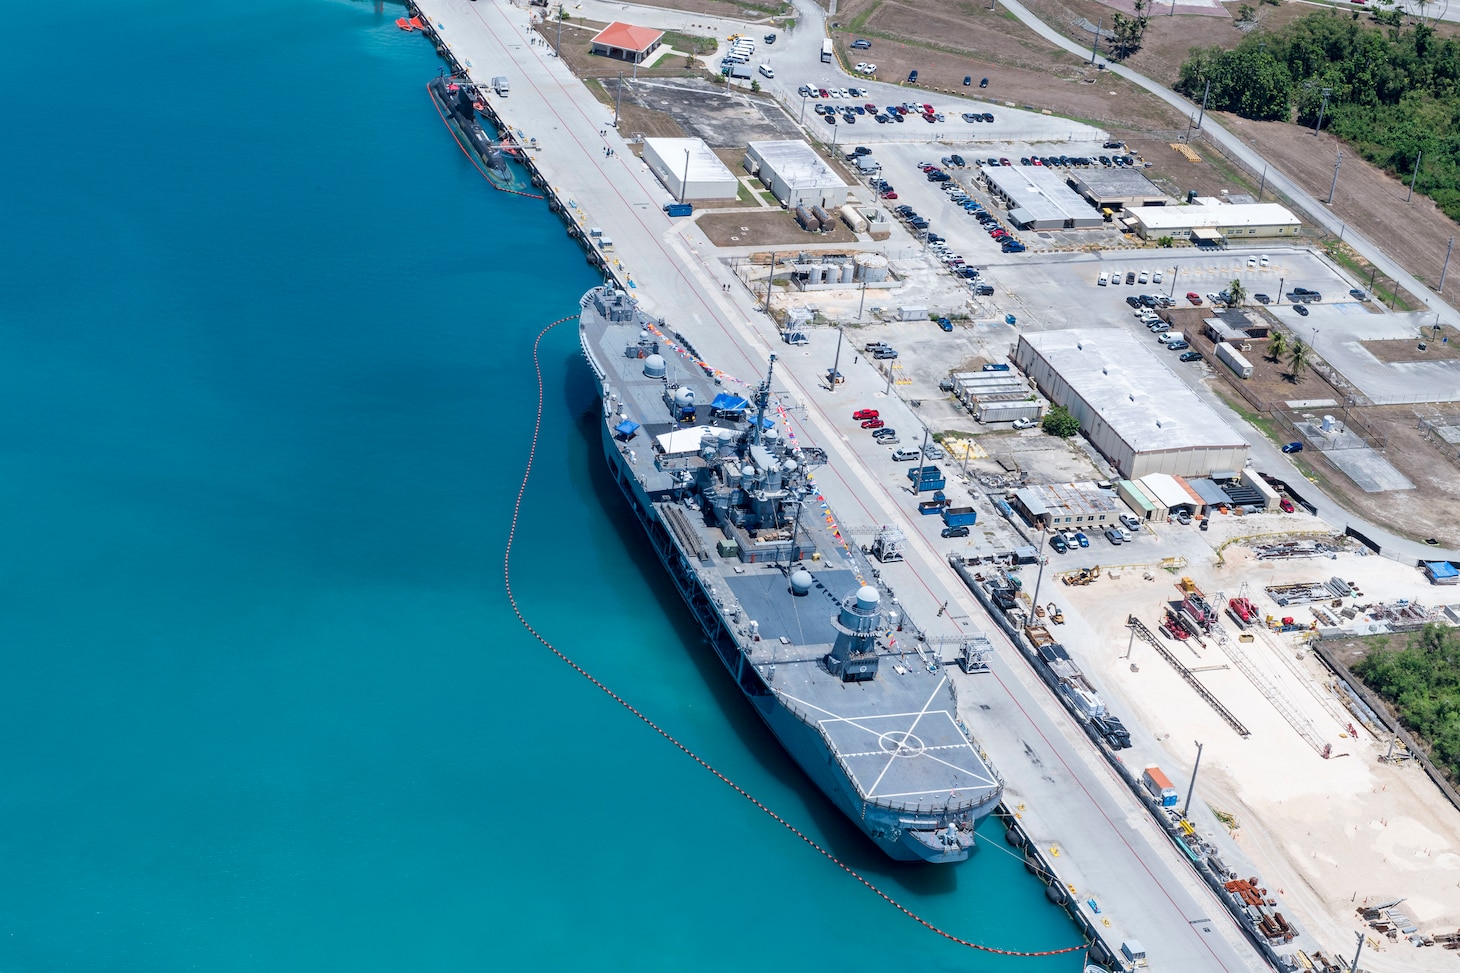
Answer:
0;1;1084;968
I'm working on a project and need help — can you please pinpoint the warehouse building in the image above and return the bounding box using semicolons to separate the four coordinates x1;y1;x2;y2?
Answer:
641;138;740;201
1012;329;1250;479
980;166;1103;230
1011;481;1123;531
1068;168;1167;212
1123;199;1301;244
744;141;849;210
589;22;664;64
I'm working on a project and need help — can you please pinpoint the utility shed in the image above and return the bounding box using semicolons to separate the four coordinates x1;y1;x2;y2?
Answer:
589;22;665;63
981;166;1102;230
745;141;849;210
1013;329;1250;478
1138;473;1200;513
1117;479;1158;521
642;138;739;201
1069;168;1167;210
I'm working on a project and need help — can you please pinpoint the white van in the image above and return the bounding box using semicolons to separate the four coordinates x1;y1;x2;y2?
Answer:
758;63;774;78
1097;272;1109;286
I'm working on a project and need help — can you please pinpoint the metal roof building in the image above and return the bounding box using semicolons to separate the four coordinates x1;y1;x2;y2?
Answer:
589;22;665;63
1068;168;1168;210
980;166;1103;230
1124;201;1301;242
1013;329;1250;479
744;141;849;211
642;138;740;201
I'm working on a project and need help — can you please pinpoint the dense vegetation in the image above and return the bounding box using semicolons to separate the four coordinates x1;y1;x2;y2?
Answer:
1354;623;1460;782
1177;12;1460;220
1041;405;1080;438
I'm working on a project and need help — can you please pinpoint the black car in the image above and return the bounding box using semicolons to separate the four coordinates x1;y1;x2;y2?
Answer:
979;77;989;88
1126;296;1143;309
1179;350;1202;362
950;154;964;166
982;112;994;122
1254;293;1270;304
907;69;919;83
1125;271;1136;285
1294;303;1309;316
892;112;904;122
764;33;776;43
941;525;970;538
964;75;972;86
823;114;836;125
1102;140;1123;149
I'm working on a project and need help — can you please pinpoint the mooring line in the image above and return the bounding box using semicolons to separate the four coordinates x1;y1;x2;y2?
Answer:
504;317;1088;958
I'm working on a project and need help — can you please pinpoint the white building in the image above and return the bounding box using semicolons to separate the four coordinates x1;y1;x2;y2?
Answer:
641;138;740;201
743;141;849;210
981;166;1103;230
1124;199;1301;243
1013;329;1250;479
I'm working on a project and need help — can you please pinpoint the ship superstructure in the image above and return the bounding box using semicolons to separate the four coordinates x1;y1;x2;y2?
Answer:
579;285;1002;863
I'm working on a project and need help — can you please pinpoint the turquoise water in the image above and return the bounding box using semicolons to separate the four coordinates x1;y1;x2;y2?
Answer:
0;1;1085;969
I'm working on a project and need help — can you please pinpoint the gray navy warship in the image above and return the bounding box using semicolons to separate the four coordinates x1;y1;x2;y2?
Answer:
579;285;1003;863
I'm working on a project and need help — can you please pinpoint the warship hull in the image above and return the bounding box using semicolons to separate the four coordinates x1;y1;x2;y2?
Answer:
580;287;1002;863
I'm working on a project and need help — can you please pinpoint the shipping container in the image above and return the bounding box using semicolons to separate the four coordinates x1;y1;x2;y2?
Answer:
941;506;977;527
1214;341;1253;379
1142;766;1179;807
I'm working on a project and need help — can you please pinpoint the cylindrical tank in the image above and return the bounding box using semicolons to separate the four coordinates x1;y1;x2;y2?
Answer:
840;262;855;284
838;204;869;234
811;205;834;231
1321;415;1336;432
854;252;890;283
794;206;817;231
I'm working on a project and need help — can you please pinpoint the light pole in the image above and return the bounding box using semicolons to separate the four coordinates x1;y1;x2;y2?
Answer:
1440;236;1455;294
799;92;809;123
1257;164;1267;202
1180;741;1204;819
1408;150;1422;202
1168;265;1179;300
1311;327;1319;352
1349;929;1365;973
763;250;777;314
1196;78;1210;130
680;148;690;205
613;70;624;127
1089;17;1101;65
1276;276;1284;305
1328;150;1342;205
1124;615;1137;659
829;325;844;390
1030;528;1050;611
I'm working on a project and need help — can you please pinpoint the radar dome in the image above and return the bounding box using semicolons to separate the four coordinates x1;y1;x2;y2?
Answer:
673;387;695;408
790;569;813;596
643;354;666;378
855;586;880;611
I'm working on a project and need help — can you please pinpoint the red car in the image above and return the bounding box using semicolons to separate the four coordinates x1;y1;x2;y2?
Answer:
922;103;934;114
853;409;879;420
861;418;885;429
880;191;898;199
1186;292;1203;305
1279;497;1295;513
819;88;829;98
865;102;878;113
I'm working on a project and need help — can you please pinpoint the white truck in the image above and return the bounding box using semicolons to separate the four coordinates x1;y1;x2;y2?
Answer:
492;76;510;96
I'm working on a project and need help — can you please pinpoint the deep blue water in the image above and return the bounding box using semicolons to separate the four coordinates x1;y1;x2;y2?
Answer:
0;1;1085;969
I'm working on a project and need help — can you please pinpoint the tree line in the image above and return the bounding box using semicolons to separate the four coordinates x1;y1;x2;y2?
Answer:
1176;12;1460;221
1354;623;1460;784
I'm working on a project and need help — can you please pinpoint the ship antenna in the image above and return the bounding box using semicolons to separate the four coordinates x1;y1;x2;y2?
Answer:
752;354;776;446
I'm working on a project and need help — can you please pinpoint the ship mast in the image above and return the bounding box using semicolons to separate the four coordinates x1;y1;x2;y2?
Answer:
751;354;776;447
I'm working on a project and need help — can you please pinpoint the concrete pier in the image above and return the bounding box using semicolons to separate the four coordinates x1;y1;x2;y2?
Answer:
406;3;1269;968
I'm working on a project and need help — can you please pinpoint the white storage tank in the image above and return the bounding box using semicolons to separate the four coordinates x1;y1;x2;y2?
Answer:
839;262;855;284
838;204;869;233
854;252;889;282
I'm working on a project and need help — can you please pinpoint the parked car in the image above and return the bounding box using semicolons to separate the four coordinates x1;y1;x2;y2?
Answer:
1282;441;1304;453
852;409;879;420
941;525;971;538
851;38;871;49
1012;417;1036;429
1175;509;1192;525
937;317;953;332
1294;303;1309;316
872;428;898;440
891;448;921;461
1166;340;1190;351
980;77;989;87
1179;350;1202;362
1050;534;1069;554
1104;527;1125;545
1279;497;1296;513
1119;514;1140;531
1125;272;1136;285
861;418;885;429
1254;293;1271;304
907;69;919;83
923;443;946;460
964;75;972;86
1073;531;1089;548
1187;292;1203;305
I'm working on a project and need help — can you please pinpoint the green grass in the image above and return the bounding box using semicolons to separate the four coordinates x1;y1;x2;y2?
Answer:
1324;244;1417;312
842;1;882;34
662;30;717;55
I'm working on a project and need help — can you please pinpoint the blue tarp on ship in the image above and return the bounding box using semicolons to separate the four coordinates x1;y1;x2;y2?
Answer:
614;419;640;439
710;393;750;413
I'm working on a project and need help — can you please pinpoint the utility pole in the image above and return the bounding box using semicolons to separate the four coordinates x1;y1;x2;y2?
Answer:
679;148;690;204
857;279;869;319
764;251;777;314
1197;78;1210;130
1314;87;1332;136
1349;929;1365;973
1124;615;1137;659
1368;266;1378;295
555;5;563;57
1328;150;1342;205
613;71;623;127
1276;276;1284;305
1168;265;1179;299
1030;529;1050;611
1090;17;1101;65
1440;236;1455;294
1257;164;1267;202
1408;150;1422;202
1181;741;1204;819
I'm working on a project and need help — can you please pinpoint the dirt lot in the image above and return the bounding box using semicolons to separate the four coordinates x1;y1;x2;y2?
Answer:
1173;315;1460;547
698;209;859;245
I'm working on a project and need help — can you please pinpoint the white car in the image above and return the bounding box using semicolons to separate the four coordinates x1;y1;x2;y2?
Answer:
1153;270;1163;283
863;64;876;74
1137;271;1149;284
1247;257;1257;267
1259;255;1270;266
855;62;870;73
